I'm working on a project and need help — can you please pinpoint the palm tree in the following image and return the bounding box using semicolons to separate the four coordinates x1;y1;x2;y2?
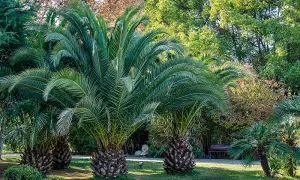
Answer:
11;29;74;171
0;12;73;170
229;122;280;177
40;2;200;178
275;97;300;177
160;63;243;173
5;101;57;174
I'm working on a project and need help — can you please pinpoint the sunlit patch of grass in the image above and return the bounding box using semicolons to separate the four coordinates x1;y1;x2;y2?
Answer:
1;156;20;163
70;159;91;170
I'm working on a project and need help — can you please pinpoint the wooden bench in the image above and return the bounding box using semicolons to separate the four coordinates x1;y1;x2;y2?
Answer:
209;145;231;159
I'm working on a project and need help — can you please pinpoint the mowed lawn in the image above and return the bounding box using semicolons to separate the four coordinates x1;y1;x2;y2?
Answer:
0;156;299;180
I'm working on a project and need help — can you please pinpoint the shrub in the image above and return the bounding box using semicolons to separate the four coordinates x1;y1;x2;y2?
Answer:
147;145;167;158
227;78;283;125
284;61;300;95
69;127;96;155
192;146;205;158
3;165;42;180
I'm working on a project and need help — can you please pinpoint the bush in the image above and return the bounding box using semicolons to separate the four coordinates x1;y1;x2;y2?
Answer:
3;165;42;180
147;145;167;158
284;61;300;95
227;78;283;125
192;146;205;158
69;127;97;155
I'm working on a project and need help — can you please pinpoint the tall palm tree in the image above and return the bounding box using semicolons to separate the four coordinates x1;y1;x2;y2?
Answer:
229;122;280;177
275;97;300;177
40;2;201;178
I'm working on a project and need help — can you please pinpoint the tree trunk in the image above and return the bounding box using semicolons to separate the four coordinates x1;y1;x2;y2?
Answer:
164;136;195;173
287;156;295;177
286;139;295;177
258;148;271;177
0;134;4;160
21;147;53;174
230;26;242;61
91;144;127;178
0;118;7;160
52;137;72;170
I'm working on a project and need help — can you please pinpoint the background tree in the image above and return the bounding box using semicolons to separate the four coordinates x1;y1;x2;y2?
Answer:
144;0;300;94
0;0;35;160
0;0;35;66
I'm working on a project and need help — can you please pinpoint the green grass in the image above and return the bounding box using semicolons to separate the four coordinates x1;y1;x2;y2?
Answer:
1;156;299;180
1;144;13;154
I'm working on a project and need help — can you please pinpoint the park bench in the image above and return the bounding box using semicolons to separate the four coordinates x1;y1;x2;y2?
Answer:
209;145;231;159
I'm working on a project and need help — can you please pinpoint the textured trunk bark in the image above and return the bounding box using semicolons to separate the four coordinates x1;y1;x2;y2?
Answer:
52;137;72;170
91;144;127;178
21;147;53;174
258;148;271;177
164;136;195;173
287;156;295;177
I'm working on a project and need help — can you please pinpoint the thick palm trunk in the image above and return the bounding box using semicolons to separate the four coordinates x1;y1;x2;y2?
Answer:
91;145;127;178
52;137;72;170
164;136;195;173
21;147;53;174
287;156;295;177
258;148;271;177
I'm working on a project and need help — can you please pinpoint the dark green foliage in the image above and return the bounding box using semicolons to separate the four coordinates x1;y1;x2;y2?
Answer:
0;0;35;63
3;165;42;180
69;127;96;155
284;61;300;95
148;144;167;158
145;0;300;94
276;96;300;117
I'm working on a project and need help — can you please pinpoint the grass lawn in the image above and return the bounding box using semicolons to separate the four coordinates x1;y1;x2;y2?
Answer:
0;156;299;180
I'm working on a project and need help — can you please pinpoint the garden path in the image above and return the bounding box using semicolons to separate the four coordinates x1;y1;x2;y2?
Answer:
2;154;260;165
